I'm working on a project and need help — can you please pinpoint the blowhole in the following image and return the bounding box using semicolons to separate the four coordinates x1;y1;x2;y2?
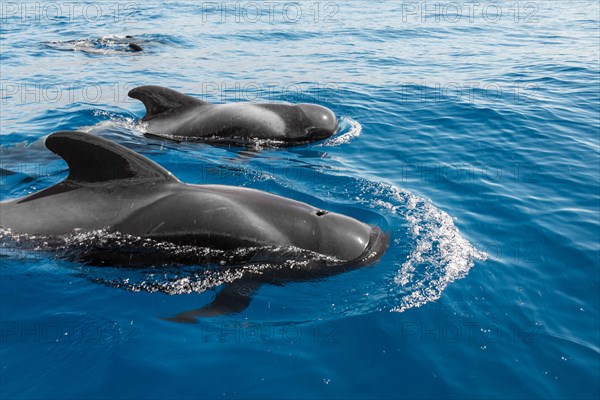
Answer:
316;210;328;217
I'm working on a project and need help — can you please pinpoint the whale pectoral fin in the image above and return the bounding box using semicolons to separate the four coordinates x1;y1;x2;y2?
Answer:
162;279;262;324
128;85;208;122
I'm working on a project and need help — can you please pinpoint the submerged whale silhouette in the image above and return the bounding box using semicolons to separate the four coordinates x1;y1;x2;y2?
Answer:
0;131;388;321
129;85;339;146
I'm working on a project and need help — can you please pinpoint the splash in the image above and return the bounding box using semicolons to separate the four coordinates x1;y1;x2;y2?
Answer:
82;111;147;134
0;228;342;295
141;133;289;149
365;183;487;312
319;117;362;146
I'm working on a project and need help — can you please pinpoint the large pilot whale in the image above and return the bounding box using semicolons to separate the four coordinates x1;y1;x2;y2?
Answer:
0;131;388;320
128;85;339;145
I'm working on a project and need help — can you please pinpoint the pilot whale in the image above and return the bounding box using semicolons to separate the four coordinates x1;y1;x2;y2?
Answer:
0;131;388;320
46;35;143;54
128;85;339;145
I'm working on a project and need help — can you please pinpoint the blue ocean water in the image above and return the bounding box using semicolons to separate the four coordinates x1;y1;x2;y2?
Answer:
0;0;599;398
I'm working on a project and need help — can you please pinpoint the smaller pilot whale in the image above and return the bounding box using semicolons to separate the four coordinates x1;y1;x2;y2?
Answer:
0;131;388;320
46;35;143;54
128;85;339;146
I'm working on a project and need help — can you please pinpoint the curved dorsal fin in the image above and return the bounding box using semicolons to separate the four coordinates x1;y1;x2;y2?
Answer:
45;131;178;184
128;85;207;121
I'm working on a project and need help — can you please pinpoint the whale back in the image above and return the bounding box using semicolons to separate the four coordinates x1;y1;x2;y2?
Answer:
128;85;208;122
0;131;179;233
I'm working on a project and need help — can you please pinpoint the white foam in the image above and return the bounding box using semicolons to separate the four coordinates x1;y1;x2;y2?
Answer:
0;227;343;296
82;111;148;135
319;117;362;146
369;184;487;312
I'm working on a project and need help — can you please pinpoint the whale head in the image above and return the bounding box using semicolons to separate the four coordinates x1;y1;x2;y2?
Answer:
298;104;339;141
312;210;388;266
260;200;388;267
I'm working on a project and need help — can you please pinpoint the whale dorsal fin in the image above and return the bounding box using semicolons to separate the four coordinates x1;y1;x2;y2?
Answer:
45;131;178;184
128;85;208;121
